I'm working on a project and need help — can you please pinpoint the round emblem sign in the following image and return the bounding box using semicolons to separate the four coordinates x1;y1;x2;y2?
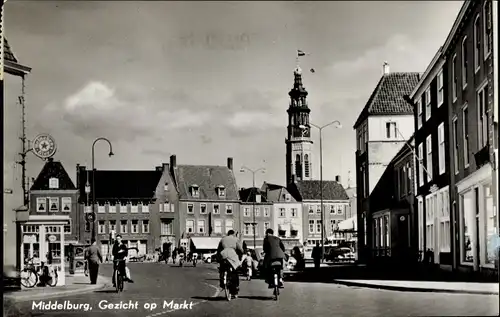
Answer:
400;216;406;221
48;235;57;242
32;134;57;159
86;212;96;223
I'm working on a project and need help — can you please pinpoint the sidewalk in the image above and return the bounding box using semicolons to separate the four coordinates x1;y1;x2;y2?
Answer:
332;279;499;295
3;273;111;302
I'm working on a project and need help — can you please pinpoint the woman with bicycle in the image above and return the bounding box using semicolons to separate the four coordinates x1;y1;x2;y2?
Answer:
112;235;134;288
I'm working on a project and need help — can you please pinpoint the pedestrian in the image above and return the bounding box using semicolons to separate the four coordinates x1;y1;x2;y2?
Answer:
312;242;321;269
68;244;75;275
84;238;103;285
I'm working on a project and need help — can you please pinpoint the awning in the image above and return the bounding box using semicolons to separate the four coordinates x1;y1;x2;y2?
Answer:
190;237;220;250
338;216;357;231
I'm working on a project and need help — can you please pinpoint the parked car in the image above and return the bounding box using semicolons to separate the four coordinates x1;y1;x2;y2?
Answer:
326;247;354;262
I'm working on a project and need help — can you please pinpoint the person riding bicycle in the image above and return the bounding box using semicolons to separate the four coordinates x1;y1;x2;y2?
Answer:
112;235;134;287
263;228;285;289
178;245;186;263
216;230;244;293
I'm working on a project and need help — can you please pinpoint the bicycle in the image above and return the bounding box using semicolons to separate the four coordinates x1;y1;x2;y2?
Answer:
270;261;283;301
221;260;238;301
20;258;58;288
113;259;127;293
178;254;185;267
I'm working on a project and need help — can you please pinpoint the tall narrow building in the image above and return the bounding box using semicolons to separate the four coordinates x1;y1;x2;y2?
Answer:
285;65;313;185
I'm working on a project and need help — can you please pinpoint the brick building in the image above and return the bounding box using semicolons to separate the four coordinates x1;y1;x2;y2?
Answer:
239;187;273;249
441;0;498;275
170;155;240;251
353;65;420;263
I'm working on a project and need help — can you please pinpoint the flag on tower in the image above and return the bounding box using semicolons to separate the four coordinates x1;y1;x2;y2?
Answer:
297;49;307;57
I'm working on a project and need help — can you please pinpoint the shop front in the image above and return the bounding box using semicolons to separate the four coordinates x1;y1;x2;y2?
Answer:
18;215;70;286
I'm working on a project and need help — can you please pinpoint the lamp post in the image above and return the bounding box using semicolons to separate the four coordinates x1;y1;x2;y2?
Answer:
91;138;114;242
300;120;342;262
240;166;266;249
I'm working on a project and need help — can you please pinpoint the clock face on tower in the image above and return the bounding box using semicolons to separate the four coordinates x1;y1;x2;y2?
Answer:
32;134;57;159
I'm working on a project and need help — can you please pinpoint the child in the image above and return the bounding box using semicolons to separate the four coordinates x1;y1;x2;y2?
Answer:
244;251;253;280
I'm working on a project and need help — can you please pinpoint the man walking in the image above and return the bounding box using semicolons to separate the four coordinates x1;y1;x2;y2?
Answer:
85;239;103;285
312;242;322;269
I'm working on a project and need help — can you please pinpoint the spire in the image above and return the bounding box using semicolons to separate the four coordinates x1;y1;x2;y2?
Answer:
289;64;308;101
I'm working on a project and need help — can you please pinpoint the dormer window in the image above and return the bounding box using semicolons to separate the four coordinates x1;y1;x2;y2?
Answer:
164;182;169;191
190;185;199;197
49;177;59;189
217;185;226;197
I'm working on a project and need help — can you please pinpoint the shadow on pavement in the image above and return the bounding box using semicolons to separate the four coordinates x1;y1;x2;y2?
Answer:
94;289;119;293
205;279;219;281
237;295;274;301
191;296;227;301
73;282;91;285
283;263;498;284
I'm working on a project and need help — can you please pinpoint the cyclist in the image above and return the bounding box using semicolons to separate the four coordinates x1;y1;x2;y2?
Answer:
263;228;285;289
112;235;134;287
178;245;186;264
216;230;244;294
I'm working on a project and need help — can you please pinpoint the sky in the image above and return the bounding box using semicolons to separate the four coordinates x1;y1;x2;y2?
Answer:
3;1;463;258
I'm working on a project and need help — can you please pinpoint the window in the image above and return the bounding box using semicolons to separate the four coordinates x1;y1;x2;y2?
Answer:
60;197;71;212
225;204;233;214
484;1;492;58
417;98;423;128
162;202;171;213
84;205;92;213
141;203;149;213
197;220;205;233
131;203;138;213
417;197;424;251
109;220;116;233
279;208;285;217
214;220;222;234
308;205;314;214
460;191;474;263
337;205;344;215
255;207;260;217
425;88;431;120
191;186;199;197
437;70;444;107
452;54;457;101
363;123;368;152
64;220;71;234
109;204;116;213
49;198;59;212
120;220;127;233
244;223;251;235
330;205;335;214
244;207;250;217
131;220;138;234
213;204;220;214
484;182;495;264
418;143;424;186
200;203;207;214
474;15;481;71
426;135;433;182
309;220;314;234
36;198;46;212
159;203;164;212
142;220;149;233
120;203;127;213
406;162;412;194
316;220;322;233
285;194;291;202
425;196;434;251
398;167;405;198
225;219;233;232
295;154;301;178
264;207;270;217
438;123;445;175
218;187;226;197
264;222;270;231
98;203;105;213
316;205;321;214
477;84;489;148
462;36;468;88
291;208;297;217
49;177;59;189
463;105;469;167
304;154;310;177
186;220;194;233
187;203;194;213
331;219;336;233
164;182;168;191
386;122;396;138
452;117;459;174
438;188;450;253
161;221;173;235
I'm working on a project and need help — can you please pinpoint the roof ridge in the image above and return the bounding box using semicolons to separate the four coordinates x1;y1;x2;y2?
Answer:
353;75;386;128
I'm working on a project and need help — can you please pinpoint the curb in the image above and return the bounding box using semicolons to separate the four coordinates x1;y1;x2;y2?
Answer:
332;280;499;296
4;276;112;303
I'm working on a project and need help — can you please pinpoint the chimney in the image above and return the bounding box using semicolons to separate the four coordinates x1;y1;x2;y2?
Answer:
76;164;80;188
335;175;341;183
382;61;390;75
170;155;177;169
227;157;233;171
155;166;162;172
162;163;169;172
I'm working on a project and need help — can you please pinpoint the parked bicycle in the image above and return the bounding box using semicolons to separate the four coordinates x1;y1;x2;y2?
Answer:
20;257;58;288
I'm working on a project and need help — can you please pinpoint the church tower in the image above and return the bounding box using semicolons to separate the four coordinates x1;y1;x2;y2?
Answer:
285;64;313;185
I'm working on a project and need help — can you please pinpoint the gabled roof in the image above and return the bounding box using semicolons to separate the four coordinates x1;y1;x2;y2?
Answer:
261;182;285;192
287;180;349;201
174;165;239;200
78;169;162;203
353;72;420;129
4;38;18;63
265;187;298;203
239;187;269;203
31;159;76;191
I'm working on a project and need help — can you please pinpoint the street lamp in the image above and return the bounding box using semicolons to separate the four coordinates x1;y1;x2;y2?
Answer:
91;137;114;241
299;120;342;262
240;166;266;249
